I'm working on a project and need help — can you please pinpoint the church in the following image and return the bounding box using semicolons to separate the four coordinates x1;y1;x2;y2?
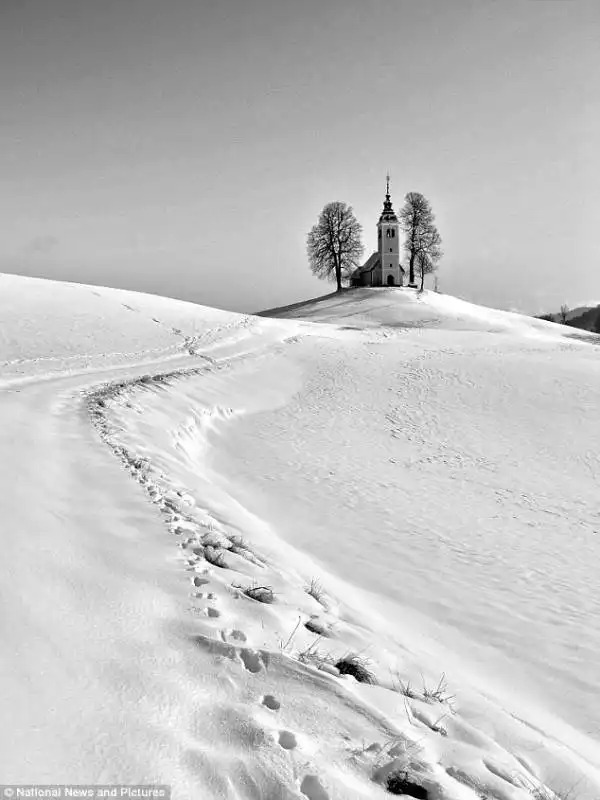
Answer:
350;178;406;287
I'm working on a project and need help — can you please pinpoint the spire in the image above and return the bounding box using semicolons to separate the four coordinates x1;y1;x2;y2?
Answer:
379;172;398;223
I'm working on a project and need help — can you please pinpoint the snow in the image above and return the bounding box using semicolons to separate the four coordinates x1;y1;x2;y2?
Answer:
0;272;263;382
1;276;599;799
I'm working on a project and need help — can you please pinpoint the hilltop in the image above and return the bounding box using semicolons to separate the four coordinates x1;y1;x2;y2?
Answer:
263;286;599;340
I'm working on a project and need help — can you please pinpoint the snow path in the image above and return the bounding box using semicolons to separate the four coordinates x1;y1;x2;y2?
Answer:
2;277;599;799
1;330;417;797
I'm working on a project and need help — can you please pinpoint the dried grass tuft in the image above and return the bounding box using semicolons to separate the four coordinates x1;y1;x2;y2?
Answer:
335;653;377;685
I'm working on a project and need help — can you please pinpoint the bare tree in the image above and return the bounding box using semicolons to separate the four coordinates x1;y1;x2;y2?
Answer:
559;304;569;324
399;192;442;288
307;202;364;292
416;250;438;293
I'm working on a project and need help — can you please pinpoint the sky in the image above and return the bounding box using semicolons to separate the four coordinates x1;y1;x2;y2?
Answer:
1;0;598;315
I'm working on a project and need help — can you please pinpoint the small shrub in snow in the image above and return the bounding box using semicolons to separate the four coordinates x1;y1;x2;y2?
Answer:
297;639;331;669
394;671;455;709
385;771;428;798
393;675;419;700
421;673;455;707
235;583;274;604
305;577;326;605
335;653;377;684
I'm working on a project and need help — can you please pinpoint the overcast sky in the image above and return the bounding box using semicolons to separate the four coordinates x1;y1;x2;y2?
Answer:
1;0;598;314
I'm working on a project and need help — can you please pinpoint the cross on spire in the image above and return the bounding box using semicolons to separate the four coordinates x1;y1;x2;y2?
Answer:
379;172;398;223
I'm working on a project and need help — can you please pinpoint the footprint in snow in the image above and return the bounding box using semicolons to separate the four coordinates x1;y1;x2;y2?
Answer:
300;775;329;800
278;730;297;750
261;695;280;711
239;648;268;674
191;636;268;674
221;629;247;644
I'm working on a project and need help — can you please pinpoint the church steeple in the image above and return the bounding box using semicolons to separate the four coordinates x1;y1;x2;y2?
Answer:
379;173;398;223
350;176;404;287
376;173;402;286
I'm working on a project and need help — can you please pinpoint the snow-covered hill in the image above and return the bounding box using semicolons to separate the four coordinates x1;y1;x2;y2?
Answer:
1;276;599;800
260;287;597;338
0;272;270;381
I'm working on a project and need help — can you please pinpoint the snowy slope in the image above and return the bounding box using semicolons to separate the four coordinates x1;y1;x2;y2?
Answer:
262;287;598;339
0;272;271;382
1;275;599;800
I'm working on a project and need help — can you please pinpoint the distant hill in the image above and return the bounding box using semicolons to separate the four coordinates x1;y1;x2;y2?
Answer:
536;304;600;333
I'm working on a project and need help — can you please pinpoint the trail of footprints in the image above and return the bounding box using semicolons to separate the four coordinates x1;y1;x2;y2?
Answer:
153;482;332;796
88;388;556;800
164;494;553;799
86;380;339;797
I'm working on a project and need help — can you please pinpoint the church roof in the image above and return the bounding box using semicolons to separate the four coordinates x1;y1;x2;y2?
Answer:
353;252;380;275
378;175;399;224
351;252;406;276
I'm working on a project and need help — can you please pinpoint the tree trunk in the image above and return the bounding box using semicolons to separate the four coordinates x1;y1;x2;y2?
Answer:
419;265;425;292
335;255;342;292
409;251;416;286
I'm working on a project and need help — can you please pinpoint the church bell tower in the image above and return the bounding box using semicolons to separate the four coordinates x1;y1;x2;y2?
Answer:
377;175;402;287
